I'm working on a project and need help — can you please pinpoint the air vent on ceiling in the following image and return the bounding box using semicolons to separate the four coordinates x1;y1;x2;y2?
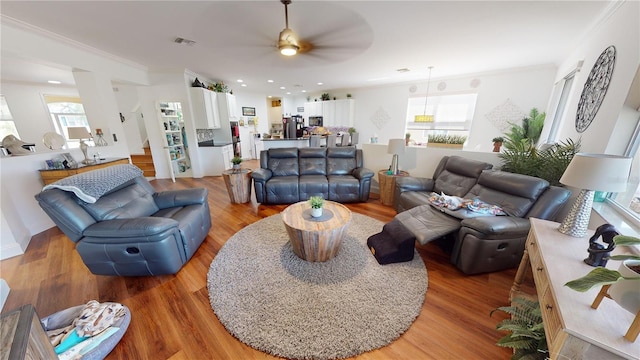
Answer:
174;37;196;46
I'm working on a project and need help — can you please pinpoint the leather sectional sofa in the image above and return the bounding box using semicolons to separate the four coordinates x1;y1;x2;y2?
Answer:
393;156;572;274
252;147;374;204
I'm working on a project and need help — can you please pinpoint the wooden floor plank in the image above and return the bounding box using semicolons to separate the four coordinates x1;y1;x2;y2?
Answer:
1;159;522;359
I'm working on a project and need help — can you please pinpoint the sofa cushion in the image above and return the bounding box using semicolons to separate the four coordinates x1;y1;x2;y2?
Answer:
328;175;360;202
267;148;300;176
299;148;327;175
80;182;159;221
433;156;493;197
327;147;357;175
299;175;329;200
465;171;549;217
266;175;300;203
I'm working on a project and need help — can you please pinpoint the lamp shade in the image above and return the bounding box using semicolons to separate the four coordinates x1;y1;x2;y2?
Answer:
67;127;91;140
387;139;406;155
559;153;632;192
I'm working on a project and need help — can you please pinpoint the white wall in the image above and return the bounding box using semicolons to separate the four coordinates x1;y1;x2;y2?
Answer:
552;1;640;154
299;65;556;152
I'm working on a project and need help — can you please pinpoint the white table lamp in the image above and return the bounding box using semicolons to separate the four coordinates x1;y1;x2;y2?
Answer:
558;153;632;237
67;127;94;164
387;139;406;175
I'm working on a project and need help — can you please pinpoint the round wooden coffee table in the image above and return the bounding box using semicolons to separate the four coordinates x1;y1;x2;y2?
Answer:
281;200;352;262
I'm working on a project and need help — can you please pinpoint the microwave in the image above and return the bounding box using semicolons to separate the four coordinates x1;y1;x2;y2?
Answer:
309;116;323;127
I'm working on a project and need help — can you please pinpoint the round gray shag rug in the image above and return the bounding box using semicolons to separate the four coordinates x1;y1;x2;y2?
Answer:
207;213;428;360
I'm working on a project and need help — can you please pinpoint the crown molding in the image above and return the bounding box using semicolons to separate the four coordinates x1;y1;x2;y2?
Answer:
1;14;147;71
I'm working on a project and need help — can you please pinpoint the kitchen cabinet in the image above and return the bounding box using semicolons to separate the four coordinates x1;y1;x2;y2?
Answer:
190;88;220;129
200;144;233;176
217;93;238;121
304;99;354;127
304;101;323;119
159;101;191;180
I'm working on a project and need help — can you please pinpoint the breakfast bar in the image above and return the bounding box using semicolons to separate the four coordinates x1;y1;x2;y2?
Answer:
261;138;310;150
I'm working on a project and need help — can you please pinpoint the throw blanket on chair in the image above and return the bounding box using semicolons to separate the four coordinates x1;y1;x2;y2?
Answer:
43;164;143;203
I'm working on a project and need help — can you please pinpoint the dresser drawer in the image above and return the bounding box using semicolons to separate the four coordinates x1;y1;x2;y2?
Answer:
541;286;563;352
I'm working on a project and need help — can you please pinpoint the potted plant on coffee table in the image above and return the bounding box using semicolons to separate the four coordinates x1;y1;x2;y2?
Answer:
308;196;325;218
231;156;243;171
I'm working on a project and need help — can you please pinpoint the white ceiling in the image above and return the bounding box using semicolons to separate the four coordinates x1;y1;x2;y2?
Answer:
0;1;613;95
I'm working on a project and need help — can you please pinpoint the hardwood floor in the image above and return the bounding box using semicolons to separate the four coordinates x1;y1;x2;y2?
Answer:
1;160;534;359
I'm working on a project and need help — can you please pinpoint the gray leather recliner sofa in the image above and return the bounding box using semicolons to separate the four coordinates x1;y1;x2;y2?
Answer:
35;165;211;276
393;156;572;274
252;147;374;204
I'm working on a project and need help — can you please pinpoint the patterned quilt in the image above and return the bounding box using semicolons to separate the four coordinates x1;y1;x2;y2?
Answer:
43;164;143;203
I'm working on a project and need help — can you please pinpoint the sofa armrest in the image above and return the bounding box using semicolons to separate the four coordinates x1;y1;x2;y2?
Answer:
352;167;374;180
83;217;179;239
395;177;435;193
251;168;273;182
154;188;208;208
460;216;530;237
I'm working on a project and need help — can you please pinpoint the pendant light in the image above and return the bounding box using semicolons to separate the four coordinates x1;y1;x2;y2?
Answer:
415;66;434;123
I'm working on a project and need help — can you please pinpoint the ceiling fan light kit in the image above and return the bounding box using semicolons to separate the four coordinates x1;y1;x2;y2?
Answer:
278;0;299;56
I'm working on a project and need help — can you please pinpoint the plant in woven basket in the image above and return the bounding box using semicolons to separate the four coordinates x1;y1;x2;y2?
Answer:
491;297;548;360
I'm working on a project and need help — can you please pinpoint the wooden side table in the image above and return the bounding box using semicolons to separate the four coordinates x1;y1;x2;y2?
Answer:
378;169;409;206
222;168;252;203
1;304;57;359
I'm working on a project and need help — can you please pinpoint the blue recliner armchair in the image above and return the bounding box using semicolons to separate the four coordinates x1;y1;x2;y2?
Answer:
35;164;211;276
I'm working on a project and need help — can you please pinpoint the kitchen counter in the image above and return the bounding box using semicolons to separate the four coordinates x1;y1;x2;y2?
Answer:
260;138;310;150
198;140;232;147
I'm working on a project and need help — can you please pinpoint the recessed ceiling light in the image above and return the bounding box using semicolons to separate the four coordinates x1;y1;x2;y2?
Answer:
268;95;273;98
267;80;274;83
286;92;291;95
317;82;323;86
237;79;243;83
301;90;307;93
241;84;247;87
280;86;286;90
47;80;61;84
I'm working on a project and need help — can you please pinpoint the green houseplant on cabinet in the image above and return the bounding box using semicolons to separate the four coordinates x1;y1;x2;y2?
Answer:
565;235;640;341
348;127;359;146
427;134;467;149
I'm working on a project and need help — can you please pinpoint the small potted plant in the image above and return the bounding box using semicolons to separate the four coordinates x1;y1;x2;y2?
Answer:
492;136;504;152
308;196;325;218
405;132;411;146
321;93;330;101
348;127;359;146
231;156;243;171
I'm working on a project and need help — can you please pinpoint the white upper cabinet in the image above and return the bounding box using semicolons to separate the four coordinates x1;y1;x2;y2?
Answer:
306;99;354;127
304;101;323;119
334;99;355;127
217;93;238;121
190;88;220;129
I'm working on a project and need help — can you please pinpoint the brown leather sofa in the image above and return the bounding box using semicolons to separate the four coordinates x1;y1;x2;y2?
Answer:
393;156;572;274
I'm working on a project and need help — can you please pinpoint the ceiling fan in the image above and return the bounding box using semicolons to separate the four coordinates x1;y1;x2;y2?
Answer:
278;0;300;56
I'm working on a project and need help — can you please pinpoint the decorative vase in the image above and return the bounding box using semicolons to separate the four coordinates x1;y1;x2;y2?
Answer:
311;207;323;218
608;259;640;315
493;142;502;152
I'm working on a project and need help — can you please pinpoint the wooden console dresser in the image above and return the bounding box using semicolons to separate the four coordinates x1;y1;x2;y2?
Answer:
39;157;130;185
511;218;637;359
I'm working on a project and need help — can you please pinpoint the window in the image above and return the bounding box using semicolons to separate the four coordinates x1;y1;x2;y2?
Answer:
609;120;640;225
44;95;91;148
543;70;577;144
0;95;20;140
405;93;478;145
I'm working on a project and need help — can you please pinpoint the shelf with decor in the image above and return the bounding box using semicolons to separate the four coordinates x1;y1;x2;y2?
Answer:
159;102;191;179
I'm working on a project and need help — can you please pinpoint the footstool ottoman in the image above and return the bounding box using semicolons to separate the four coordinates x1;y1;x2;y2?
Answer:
367;218;415;265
